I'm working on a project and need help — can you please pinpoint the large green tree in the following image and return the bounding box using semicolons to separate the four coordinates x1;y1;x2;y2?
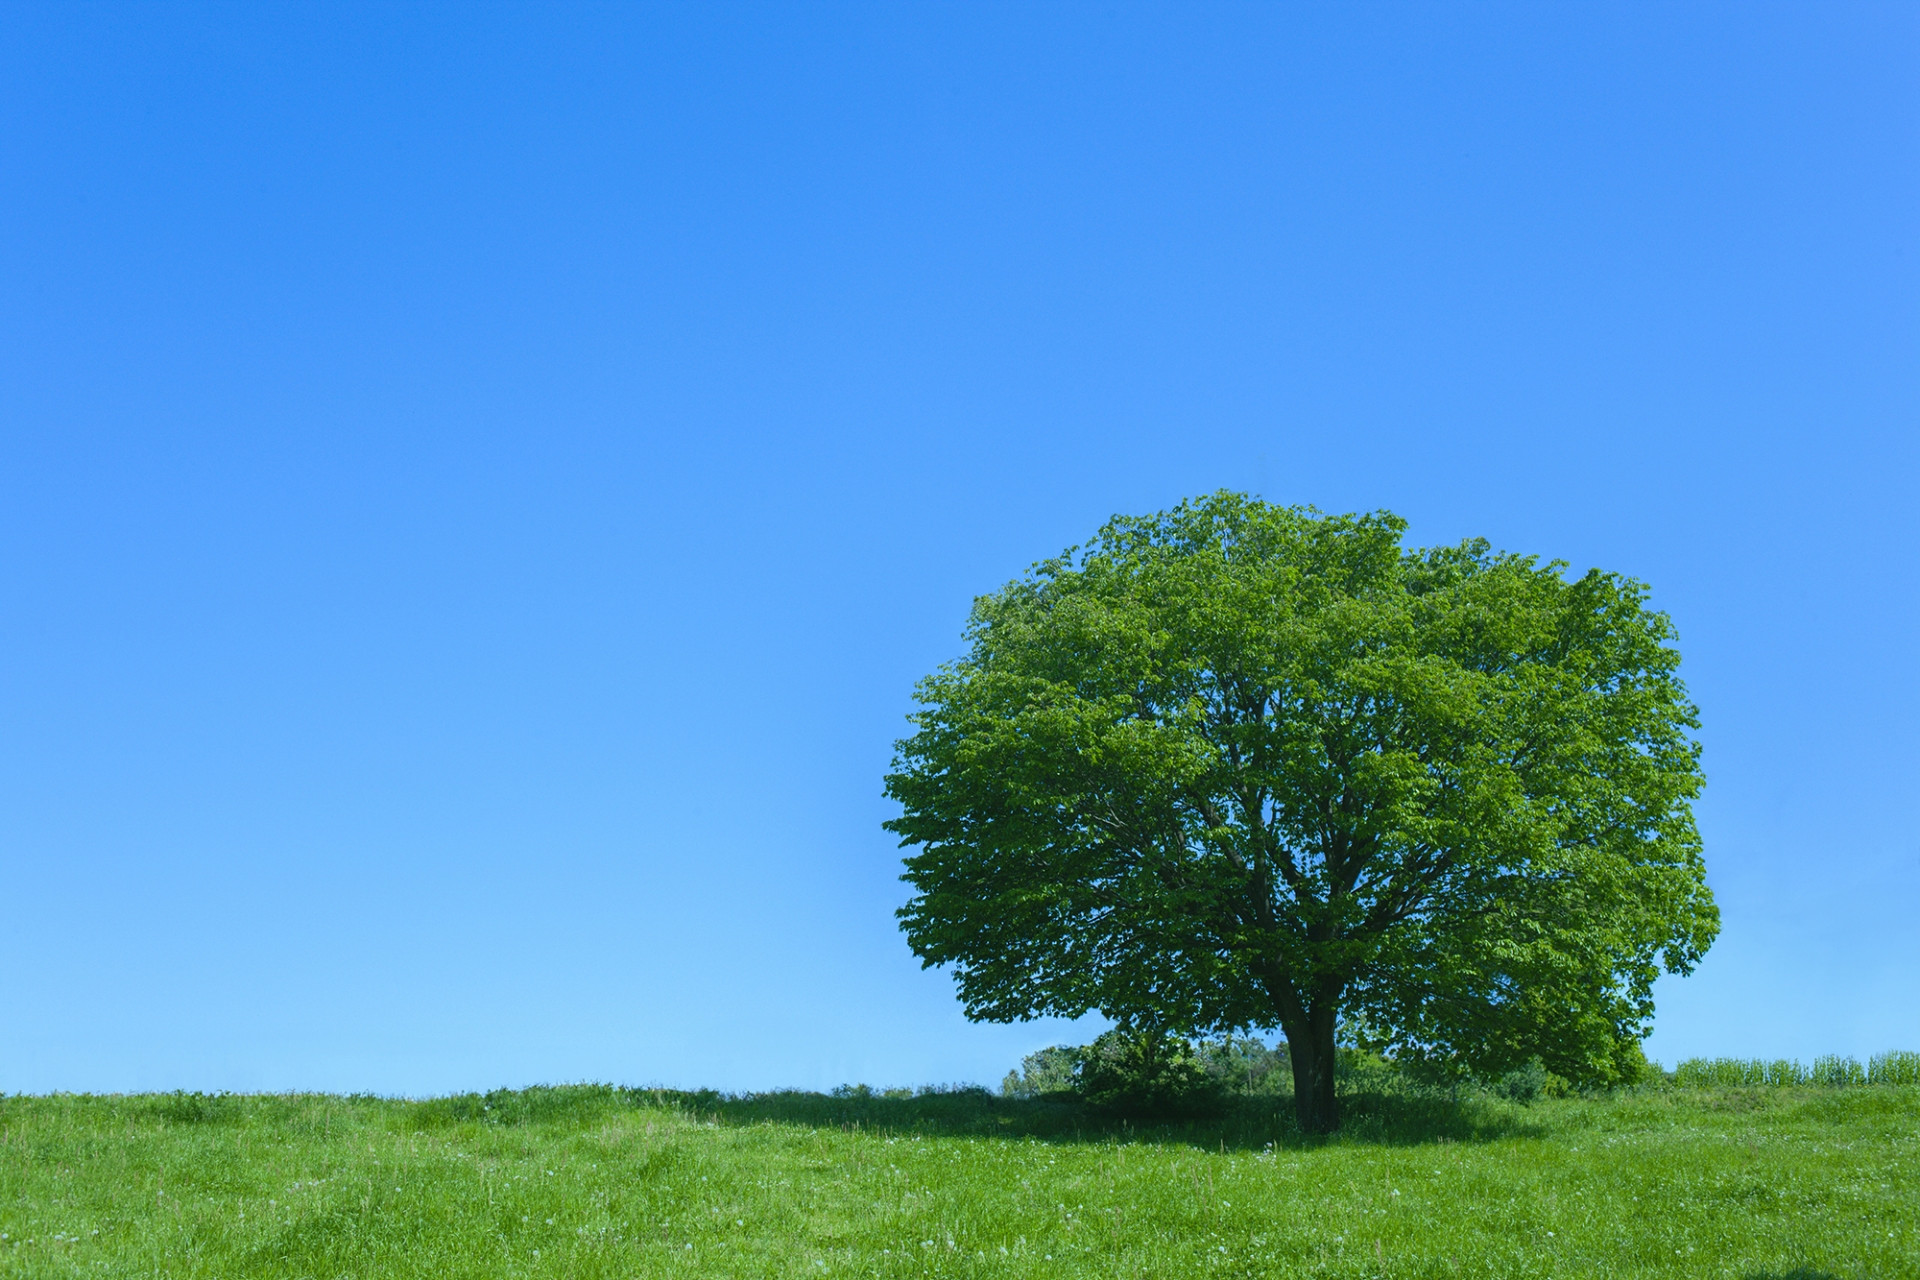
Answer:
885;494;1717;1133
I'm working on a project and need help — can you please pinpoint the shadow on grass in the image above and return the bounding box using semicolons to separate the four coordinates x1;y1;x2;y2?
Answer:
405;1083;1545;1152
722;1088;1544;1151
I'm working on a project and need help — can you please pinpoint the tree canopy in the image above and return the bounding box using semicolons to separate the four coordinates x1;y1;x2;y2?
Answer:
884;493;1718;1132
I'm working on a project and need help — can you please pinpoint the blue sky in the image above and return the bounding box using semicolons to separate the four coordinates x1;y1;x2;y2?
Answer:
1;3;1914;1095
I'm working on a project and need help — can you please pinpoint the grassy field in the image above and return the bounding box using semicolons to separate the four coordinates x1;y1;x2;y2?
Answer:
1;1081;1914;1278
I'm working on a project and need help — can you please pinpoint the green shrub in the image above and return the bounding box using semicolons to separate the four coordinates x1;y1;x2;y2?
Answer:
1000;1045;1083;1099
1335;1047;1411;1095
152;1092;246;1125
1492;1059;1561;1103
1758;1059;1799;1085
1673;1057;1812;1087
1667;1054;1917;1088
1675;1058;1764;1087
1610;1038;1659;1086
1193;1034;1292;1096
1076;1027;1224;1117
1812;1055;1866;1087
1869;1050;1920;1085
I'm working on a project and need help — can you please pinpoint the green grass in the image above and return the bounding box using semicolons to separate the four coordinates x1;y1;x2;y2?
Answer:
1;1082;1915;1278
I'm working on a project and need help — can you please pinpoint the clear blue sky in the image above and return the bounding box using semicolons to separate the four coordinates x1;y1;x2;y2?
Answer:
2;3;1914;1096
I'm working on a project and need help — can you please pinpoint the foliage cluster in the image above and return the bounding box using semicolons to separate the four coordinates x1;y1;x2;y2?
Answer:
1486;1058;1565;1103
1673;1050;1920;1088
1000;1029;1292;1114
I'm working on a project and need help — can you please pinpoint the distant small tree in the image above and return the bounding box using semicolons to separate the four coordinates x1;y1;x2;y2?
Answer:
886;494;1718;1133
1001;1045;1082;1099
1193;1033;1290;1097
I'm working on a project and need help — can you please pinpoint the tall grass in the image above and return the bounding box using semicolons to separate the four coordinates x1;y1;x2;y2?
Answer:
1671;1049;1920;1087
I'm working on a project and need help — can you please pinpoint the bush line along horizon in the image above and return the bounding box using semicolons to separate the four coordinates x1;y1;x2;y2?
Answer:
994;1032;1920;1112
886;492;1719;1133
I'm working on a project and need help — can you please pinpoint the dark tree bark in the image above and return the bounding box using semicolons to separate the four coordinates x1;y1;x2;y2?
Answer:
1284;1005;1341;1135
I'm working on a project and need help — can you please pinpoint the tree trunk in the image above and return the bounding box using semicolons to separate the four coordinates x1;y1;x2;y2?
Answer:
1285;1008;1340;1134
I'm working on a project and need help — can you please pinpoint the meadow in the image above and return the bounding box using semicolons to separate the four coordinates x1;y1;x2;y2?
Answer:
1;1072;1914;1279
